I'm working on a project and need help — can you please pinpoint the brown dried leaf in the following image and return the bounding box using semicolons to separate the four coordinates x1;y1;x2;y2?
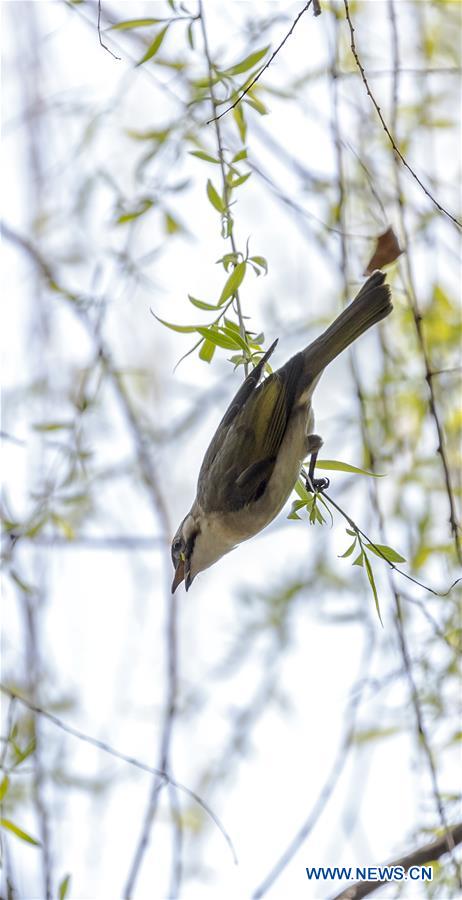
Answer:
364;226;403;274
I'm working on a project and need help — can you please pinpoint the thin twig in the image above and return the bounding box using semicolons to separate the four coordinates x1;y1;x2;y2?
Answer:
320;490;461;599
207;1;313;125
342;0;461;229
331;822;462;900
97;0;121;60
0;682;237;864
123;587;179;897
252;635;374;898
3;534;164;550
326;34;461;885
386;0;461;565
198;0;249;374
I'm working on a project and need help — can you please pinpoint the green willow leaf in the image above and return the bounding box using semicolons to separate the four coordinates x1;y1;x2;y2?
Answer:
153;315;197;333
164;212;181;234
339;539;357;559
218;261;246;305
354;727;399;744
206;179;225;213
59;875;71;900
228;172;251;189
188;296;220;311
0;818;41;846
221;324;249;352
315;459;385;477
224;46;269;76
116;199;153;224
0;776;9;802
111;18;163;30
364;543;406;564
196;328;241;350
232;105;247;142
244;95;268;115
352;551;364;567
32;421;73;432
294;479;310;502
136;26;169;66
199;340;216;363
249;255;268;274
189;150;220;164
364;553;383;625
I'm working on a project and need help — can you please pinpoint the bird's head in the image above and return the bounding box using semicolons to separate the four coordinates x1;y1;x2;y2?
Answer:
171;503;237;593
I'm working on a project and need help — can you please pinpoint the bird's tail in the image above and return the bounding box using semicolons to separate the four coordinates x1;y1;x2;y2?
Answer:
303;270;392;376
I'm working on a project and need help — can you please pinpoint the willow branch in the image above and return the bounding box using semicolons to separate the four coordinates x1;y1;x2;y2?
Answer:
331;823;462;900
342;0;461;228
206;1;314;125
0;682;236;864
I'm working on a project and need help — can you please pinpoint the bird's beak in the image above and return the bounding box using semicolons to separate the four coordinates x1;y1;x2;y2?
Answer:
171;559;185;594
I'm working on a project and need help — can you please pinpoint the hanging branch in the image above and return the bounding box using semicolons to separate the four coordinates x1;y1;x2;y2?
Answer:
252;637;374;898
206;1;314;125
0;682;237;865
386;0;461;565
342;0;461;229
331;822;462;900
97;0;121;60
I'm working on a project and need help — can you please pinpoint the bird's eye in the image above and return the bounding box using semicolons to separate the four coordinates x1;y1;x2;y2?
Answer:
172;538;183;553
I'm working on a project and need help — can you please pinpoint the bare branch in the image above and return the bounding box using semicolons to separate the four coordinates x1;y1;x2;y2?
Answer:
207;1;314;126
97;0;121;60
252;635;374;898
342;0;461;229
386;0;461;564
199;0;249;373
0;682;237;865
331;823;462;900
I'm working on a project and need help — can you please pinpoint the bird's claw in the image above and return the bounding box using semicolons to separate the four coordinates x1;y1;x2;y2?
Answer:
305;475;330;494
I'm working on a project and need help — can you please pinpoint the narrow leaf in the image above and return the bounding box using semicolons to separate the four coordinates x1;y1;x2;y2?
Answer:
232;105;247;142
218;261;246;305
111;18;162;30
136;26;169;66
294;479;310;502
352;551;364;567
364;543;406;564
164;212;182;234
249;255;268;274
232;149;248;162
364;553;383;625
152;314;197;334
206;179;225;213
315;459;385;477
32;421;73;432
339;539;357;559
0;776;9;802
354;727;399;744
59;875;71;900
0;818;41;846
228;172;251;189
116;199;153;224
188;295;219;311
224;46;269;76
189;150;220;164
199;340;216;363
196;328;240;350
244;95;268;115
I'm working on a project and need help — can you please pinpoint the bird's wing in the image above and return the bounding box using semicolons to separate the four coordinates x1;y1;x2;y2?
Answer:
197;351;304;513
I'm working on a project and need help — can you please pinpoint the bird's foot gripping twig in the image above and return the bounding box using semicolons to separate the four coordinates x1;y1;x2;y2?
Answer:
304;434;330;493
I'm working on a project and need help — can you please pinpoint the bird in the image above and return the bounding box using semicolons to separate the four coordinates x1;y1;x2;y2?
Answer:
171;270;392;592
